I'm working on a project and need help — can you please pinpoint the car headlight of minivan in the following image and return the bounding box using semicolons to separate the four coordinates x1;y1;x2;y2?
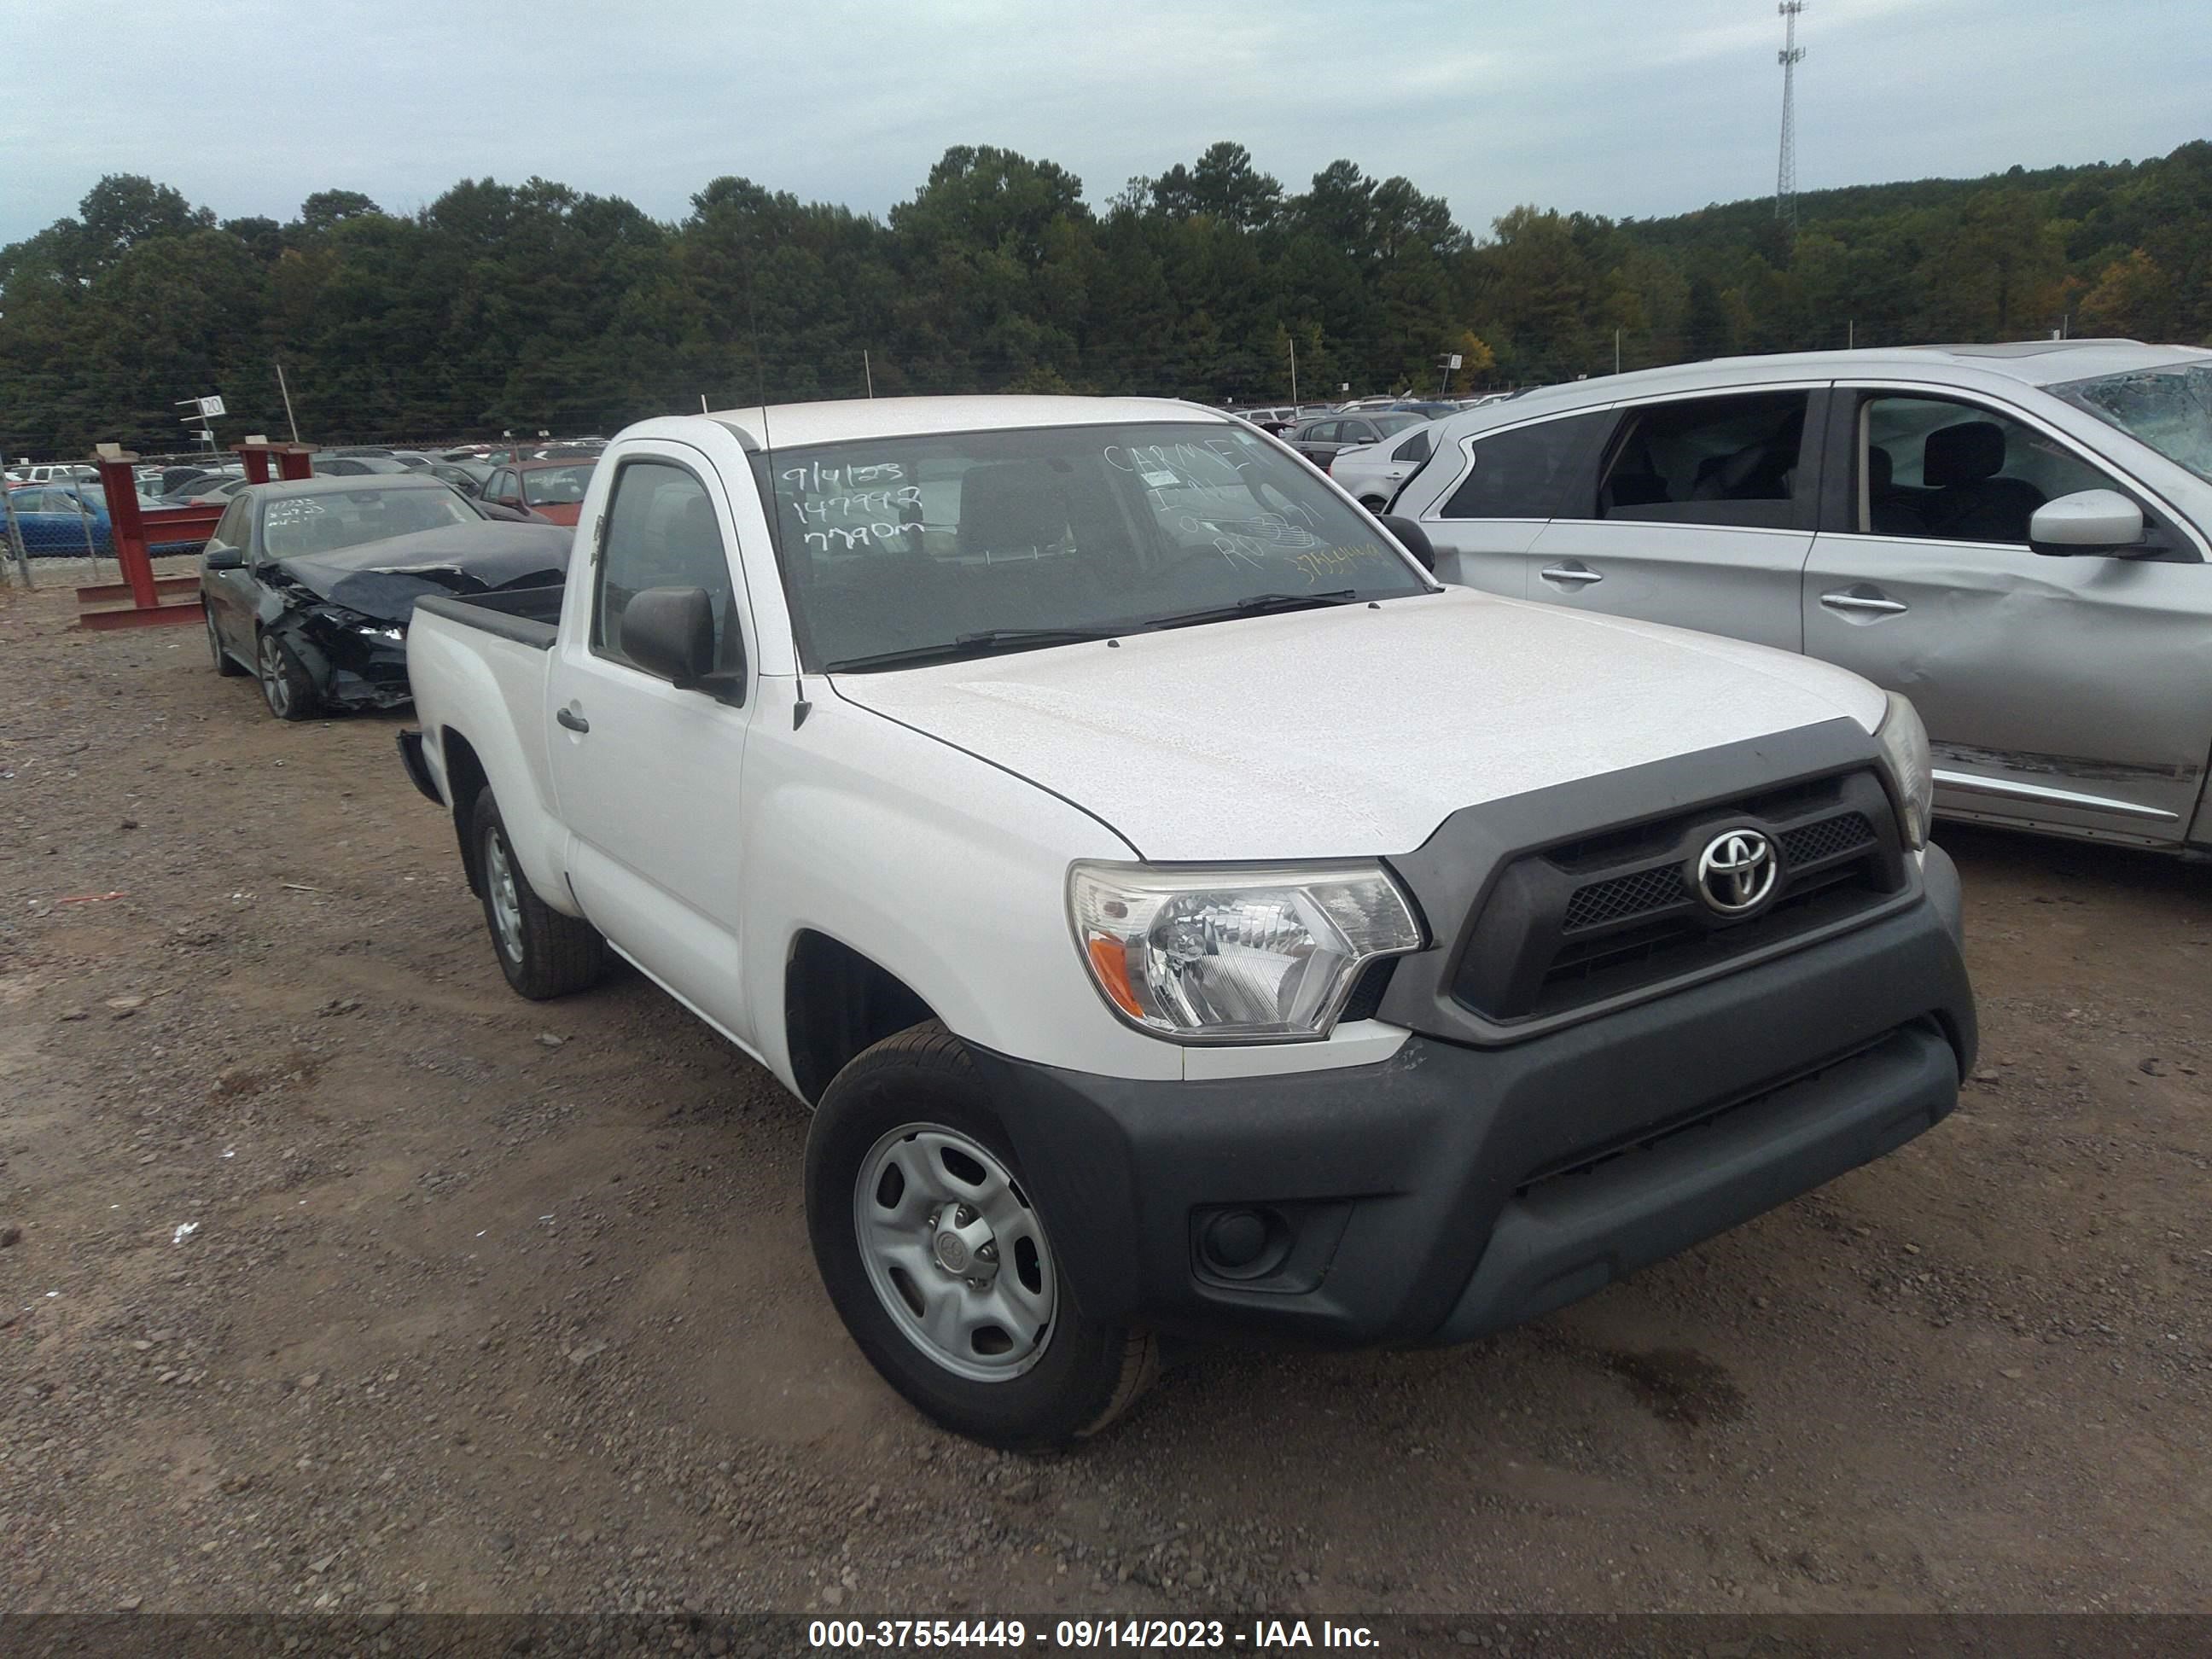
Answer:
1877;691;1933;850
1068;862;1423;1043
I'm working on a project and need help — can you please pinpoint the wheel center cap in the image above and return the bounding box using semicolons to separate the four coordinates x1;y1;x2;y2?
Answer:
933;1231;969;1272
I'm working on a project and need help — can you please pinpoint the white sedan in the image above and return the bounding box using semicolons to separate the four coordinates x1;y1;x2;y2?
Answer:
1327;421;1436;511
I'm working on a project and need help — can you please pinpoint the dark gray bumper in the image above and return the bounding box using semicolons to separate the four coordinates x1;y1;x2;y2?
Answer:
967;870;1973;1349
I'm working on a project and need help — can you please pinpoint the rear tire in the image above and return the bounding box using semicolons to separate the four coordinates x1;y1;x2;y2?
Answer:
207;605;245;676
470;785;607;999
1359;494;1388;512
806;1021;1156;1449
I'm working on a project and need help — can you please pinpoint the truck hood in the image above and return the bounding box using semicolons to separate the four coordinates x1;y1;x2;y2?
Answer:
829;587;1889;861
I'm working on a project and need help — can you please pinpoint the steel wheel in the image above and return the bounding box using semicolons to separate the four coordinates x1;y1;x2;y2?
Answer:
853;1122;1057;1382
483;826;526;966
258;634;292;717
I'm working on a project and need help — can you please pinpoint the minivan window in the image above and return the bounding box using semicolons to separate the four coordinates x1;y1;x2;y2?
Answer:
1860;394;2114;544
1596;392;1808;527
1436;414;1607;520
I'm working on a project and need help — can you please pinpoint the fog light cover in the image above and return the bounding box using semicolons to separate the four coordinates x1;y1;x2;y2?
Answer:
1069;861;1421;1043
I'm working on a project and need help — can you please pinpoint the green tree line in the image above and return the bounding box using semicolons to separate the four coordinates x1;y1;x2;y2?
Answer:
2;139;2208;456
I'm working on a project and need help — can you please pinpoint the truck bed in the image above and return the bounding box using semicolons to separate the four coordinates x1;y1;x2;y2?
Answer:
415;585;563;650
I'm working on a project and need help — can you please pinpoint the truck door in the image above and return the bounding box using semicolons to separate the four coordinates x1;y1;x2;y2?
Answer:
1804;387;2212;842
544;444;762;1042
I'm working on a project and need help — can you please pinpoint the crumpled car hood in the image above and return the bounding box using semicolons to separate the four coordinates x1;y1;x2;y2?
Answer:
829;587;1890;862
271;522;572;623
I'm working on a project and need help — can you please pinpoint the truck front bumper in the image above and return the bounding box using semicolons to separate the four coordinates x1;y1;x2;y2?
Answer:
965;847;1974;1348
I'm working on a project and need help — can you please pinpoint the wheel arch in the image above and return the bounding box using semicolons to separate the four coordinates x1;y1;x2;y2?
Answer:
784;928;937;1105
441;728;492;897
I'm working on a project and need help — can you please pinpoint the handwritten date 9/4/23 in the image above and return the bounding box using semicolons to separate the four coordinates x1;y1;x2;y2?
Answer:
806;1618;1382;1650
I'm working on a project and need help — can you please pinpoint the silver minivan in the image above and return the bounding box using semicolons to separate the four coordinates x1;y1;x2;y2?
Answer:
1394;341;2212;853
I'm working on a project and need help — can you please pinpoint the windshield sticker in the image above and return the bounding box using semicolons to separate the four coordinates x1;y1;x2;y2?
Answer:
780;460;927;554
1292;542;1390;585
1103;440;1258;487
780;460;907;492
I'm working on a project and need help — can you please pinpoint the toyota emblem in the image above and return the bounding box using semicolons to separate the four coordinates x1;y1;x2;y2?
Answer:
1693;829;1777;916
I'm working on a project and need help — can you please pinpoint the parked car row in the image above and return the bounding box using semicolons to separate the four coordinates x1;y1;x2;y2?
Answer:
3;480;205;556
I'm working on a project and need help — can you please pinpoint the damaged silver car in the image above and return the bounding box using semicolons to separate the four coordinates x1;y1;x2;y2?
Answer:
200;476;570;720
1394;341;2212;853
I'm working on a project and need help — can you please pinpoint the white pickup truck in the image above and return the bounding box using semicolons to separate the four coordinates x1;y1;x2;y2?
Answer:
397;394;1976;1448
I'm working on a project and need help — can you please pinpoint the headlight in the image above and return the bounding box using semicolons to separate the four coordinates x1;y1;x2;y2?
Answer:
1877;691;1933;850
1068;861;1423;1043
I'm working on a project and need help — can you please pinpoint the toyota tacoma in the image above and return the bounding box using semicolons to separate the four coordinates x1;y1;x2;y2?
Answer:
394;395;1975;1447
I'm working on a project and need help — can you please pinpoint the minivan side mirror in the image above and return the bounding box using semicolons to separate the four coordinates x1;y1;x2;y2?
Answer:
2029;488;2151;557
202;544;244;572
1379;514;1436;573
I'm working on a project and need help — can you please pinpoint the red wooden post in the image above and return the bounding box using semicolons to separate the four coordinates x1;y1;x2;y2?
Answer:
235;443;274;484
276;443;315;480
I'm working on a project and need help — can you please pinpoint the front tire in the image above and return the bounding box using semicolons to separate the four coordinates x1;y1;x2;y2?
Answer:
470;785;607;999
806;1022;1156;1449
257;630;318;720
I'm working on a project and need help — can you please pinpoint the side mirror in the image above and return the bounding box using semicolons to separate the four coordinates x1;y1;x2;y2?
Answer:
1380;515;1435;573
2029;488;2150;557
203;544;244;572
620;585;744;701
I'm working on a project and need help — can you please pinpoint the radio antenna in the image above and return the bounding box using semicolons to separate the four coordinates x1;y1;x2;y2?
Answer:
1775;3;1807;234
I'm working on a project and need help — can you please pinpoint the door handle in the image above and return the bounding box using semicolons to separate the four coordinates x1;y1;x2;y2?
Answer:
1540;564;1604;585
556;706;590;733
1819;590;1907;615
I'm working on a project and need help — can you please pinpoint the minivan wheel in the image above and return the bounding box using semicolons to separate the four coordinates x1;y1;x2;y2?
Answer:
1359;494;1388;511
257;630;318;720
207;606;245;675
469;785;608;999
806;1022;1156;1449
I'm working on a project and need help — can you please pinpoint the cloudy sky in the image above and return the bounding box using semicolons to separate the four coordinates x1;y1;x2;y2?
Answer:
3;0;2205;246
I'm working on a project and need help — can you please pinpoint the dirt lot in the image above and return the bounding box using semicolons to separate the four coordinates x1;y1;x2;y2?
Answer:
3;564;2209;1621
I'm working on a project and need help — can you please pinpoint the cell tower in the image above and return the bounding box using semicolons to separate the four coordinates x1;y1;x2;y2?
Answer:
1775;2;1807;231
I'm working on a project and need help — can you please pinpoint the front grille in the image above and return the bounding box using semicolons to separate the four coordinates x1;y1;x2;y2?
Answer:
1781;811;1875;866
1562;864;1686;932
1451;772;1906;1024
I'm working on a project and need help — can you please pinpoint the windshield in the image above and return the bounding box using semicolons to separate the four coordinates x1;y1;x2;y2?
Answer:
522;463;594;506
2053;361;2212;485
1371;414;1423;437
259;486;480;558
756;420;1429;671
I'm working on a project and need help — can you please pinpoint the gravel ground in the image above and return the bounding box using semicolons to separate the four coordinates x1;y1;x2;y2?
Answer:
2;564;2208;1619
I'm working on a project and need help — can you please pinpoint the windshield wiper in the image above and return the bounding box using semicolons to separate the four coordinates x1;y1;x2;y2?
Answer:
1140;589;1363;632
824;627;1121;672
